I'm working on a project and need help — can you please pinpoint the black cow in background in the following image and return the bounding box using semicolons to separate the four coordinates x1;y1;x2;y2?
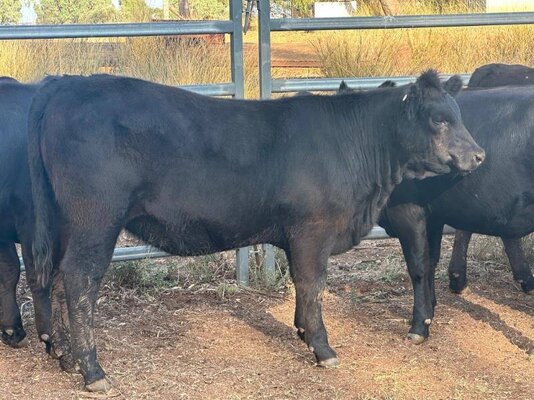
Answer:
0;78;52;349
449;64;534;294
468;63;534;88
28;71;482;391
375;80;534;345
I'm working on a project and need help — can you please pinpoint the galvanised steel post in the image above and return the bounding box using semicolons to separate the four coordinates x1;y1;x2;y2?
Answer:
230;0;251;285
258;0;272;99
257;0;276;282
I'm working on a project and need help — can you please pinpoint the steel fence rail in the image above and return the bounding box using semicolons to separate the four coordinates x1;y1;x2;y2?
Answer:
271;74;472;93
0;21;234;40
270;11;534;32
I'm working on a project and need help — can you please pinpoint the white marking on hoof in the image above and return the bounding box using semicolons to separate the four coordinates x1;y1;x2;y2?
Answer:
85;378;112;393
40;334;50;342
5;329;13;336
298;328;305;333
405;333;426;345
308;346;314;352
424;319;432;325
318;357;340;368
452;273;460;278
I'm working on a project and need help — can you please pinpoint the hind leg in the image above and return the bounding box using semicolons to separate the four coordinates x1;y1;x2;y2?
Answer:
21;243;52;353
0;241;27;348
501;238;534;294
60;224;121;391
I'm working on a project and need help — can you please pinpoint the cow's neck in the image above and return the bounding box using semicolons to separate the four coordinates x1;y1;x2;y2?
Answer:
331;92;406;242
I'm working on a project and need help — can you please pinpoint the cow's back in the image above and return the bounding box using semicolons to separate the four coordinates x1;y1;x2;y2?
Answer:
469;63;534;87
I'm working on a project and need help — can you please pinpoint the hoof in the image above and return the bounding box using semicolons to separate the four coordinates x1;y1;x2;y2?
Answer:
450;285;470;295
14;337;29;348
520;276;534;294
317;357;340;368
1;328;27;348
86;378;112;393
405;333;426;345
296;328;305;342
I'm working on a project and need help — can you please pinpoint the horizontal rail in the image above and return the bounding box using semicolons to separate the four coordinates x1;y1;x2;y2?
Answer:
181;83;235;97
0;21;234;40
270;11;534;32
271;74;472;93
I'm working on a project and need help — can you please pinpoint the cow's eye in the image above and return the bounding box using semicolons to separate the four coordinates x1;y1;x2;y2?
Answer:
431;116;448;127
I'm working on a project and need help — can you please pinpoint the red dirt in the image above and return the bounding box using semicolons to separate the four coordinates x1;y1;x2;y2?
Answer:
1;238;533;399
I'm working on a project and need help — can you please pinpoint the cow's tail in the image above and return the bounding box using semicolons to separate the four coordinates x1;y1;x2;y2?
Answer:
28;77;61;288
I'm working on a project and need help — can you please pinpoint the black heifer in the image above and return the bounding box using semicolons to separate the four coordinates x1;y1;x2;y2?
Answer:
468;63;534;88
28;71;483;392
380;83;534;345
0;78;52;349
449;64;534;295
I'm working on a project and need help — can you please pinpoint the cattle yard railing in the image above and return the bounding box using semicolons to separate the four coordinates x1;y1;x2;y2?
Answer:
255;2;534;283
9;1;252;280
12;4;534;284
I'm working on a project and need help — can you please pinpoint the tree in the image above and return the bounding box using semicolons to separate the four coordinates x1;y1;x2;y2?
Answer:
170;0;227;20
120;0;158;22
36;0;117;24
0;0;22;23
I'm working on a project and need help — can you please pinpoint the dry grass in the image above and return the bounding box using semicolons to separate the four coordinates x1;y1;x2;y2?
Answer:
314;24;534;78
0;37;260;98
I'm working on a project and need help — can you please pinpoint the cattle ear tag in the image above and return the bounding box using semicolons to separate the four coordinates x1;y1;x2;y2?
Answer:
402;94;408;102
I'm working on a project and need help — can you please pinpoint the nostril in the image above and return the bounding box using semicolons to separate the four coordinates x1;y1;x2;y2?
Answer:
474;152;485;164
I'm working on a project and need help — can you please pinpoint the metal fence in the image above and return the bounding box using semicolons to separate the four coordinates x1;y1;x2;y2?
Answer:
12;3;534;283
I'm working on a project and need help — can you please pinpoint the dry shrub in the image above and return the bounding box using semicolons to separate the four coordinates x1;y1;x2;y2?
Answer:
315;24;534;78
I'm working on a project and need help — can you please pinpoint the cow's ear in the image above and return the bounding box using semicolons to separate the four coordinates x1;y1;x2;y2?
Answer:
403;84;421;120
443;75;463;97
338;80;349;93
379;80;396;88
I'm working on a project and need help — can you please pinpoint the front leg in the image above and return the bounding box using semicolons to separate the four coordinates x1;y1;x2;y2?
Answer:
384;205;434;344
286;223;338;367
49;270;76;372
448;230;472;294
501;238;534;294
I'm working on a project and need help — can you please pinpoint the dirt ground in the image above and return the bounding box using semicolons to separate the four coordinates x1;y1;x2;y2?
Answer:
1;237;533;400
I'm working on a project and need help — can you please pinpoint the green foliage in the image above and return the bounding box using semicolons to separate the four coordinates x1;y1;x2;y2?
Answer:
171;0;228;20
289;0;314;17
36;0;117;24
120;0;160;22
0;0;22;23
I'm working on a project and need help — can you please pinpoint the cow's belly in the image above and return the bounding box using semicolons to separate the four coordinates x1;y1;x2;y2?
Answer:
125;215;281;256
433;190;534;238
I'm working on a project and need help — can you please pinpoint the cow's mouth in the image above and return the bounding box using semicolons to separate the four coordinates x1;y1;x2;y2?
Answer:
405;160;452;180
